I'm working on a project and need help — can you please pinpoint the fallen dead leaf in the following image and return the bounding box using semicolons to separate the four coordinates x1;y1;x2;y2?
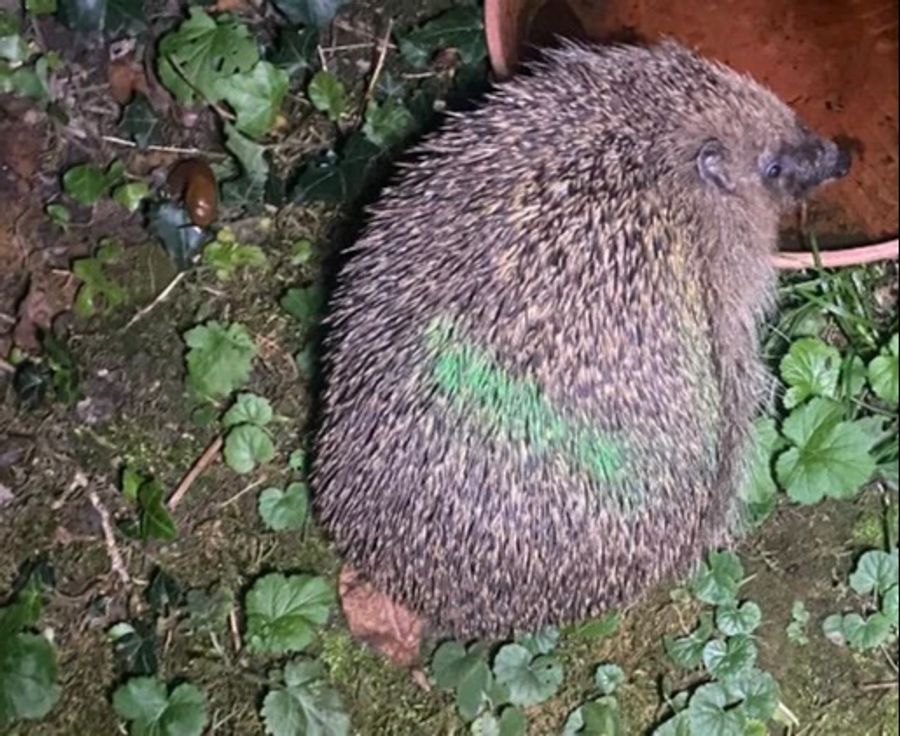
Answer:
338;564;425;668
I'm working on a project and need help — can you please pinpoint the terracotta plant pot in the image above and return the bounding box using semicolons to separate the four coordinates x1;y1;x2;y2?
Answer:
483;0;899;268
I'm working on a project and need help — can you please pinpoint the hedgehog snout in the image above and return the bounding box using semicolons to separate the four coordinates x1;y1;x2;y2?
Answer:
820;138;852;181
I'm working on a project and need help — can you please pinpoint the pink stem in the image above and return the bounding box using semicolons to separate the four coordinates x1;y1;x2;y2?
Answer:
772;238;899;270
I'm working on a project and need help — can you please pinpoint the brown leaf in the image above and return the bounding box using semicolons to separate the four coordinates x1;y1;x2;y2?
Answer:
338;565;424;668
108;57;149;106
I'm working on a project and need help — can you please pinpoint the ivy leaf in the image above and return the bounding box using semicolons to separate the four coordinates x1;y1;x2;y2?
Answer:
217;61;289;140
112;181;150;212
692;551;744;605
270;0;349;27
492;644;563;707
868;335;899;405
112;677;207;736
292;133;382;203
259;483;309;532
270;27;318;78
224;424;275;474
108;621;158;676
664;613;714;670
0;633;60;725
779;337;841;408
223;393;273;427
157;7;258;105
686;683;744;736
183;320;257;401
185;585;234;634
737;417;783;526
715;601;762;636
308;70;346;122
262;659;349;736
776;398;876;504
399;6;486;69
849;550;899;596
702;636;757;679
62;163;119;205
280;285;325;326
137;480;177;541
146;569;182;612
245;573;334;654
593;664;625;696
224;123;270;187
119;94;164;149
362;99;415;148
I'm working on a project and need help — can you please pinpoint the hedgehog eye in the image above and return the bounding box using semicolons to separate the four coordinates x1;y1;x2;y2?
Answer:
765;162;782;179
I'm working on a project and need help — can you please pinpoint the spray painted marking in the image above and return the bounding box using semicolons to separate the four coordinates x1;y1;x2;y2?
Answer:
424;317;629;487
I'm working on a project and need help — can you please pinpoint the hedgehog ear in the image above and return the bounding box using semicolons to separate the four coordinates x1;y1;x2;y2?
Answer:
696;138;735;193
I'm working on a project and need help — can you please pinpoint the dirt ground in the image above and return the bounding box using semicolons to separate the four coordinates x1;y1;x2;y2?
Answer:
0;0;898;734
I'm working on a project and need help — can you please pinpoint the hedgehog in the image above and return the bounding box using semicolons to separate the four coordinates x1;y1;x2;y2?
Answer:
310;40;850;639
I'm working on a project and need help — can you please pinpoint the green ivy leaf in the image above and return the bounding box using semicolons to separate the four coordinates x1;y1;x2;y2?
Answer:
112;181;150;212
0;633;60;726
223;392;273;427
779;337;841;408
868;335;899;405
108;621;158;676
185;585;234;634
45;203;70;229
259;483;309;532
715;601;762;636
399;6;486;69
291;132;382;203
702;636;757;679
112;677;207;736
261;659;349;736
692;552;744;605
492;644;563;707
308;70;346;122
270;27;318;78
280;285;325;325
849;550;899;596
664;613;714;670
224;424;275;474
157;7;258;105
362;99;415;148
183;320;257;401
119;94;164;149
245;573;334;654
216;61;289;140
776;398;876;504
63;163;120;205
224;123;270;187
137;480;177;542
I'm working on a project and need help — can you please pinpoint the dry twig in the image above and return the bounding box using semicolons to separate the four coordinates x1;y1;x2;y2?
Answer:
364;19;394;104
167;434;224;510
89;490;131;585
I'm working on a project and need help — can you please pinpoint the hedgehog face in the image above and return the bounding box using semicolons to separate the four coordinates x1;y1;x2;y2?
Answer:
694;116;851;211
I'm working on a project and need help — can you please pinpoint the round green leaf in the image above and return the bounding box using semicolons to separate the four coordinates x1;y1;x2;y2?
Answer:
62;164;109;205
308;70;346;122
223;393;273;428
112;181;150;213
715;601;762;636
722;668;779;722
0;633;59;724
692;552;744;605
849;550;898;596
882;585;899;627
702;636;757;679
112;677;207;736
776;398;876;504
258;483;309;532
779;337;841;408
224;424;275;474
245;573;334;654
594;663;625;696
492;644;563;707
843;612;893;650
687;683;745;736
261;659;349;736
868;335;899;405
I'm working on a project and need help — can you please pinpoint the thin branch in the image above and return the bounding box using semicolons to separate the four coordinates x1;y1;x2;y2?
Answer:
121;272;186;331
364;19;394;104
89;490;131;585
101;135;224;157
167;434;224;510
773;238;898;270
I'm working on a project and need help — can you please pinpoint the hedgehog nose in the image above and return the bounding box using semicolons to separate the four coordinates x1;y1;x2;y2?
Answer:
832;144;851;178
